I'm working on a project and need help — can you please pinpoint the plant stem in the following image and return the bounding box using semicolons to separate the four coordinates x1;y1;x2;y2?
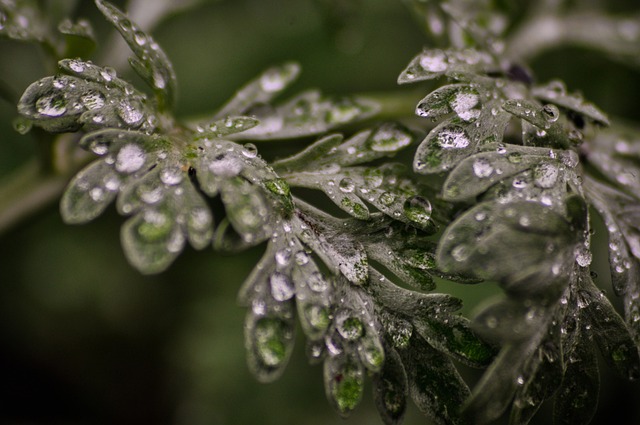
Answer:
0;160;68;236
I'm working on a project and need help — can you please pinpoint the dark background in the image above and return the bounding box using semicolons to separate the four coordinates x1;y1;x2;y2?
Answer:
1;0;640;424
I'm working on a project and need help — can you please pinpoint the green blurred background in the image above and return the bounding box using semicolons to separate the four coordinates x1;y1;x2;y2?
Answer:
2;0;640;424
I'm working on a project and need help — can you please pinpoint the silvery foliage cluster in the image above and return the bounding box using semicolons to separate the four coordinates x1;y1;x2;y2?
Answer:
5;0;640;424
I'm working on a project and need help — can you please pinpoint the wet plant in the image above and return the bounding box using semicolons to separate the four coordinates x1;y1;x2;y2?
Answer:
2;0;640;424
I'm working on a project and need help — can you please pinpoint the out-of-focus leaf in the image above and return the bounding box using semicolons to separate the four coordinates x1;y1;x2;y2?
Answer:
398;48;494;84
95;0;177;109
532;80;609;126
324;350;365;417
58;18;96;58
372;343;408;425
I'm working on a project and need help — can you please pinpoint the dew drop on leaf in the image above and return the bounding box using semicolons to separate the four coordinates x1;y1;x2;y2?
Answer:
403;196;432;226
254;317;289;367
542;104;560;123
242;143;258;158
419;49;447;72
117;100;144;125
339;177;356;193
534;162;559;188
159;167;183;186
437;126;470;149
115;143;146;173
308;271;329;292
270;272;295;301
36;94;67;117
473;158;494;178
336;311;365;341
369;123;412;152
81;91;106;110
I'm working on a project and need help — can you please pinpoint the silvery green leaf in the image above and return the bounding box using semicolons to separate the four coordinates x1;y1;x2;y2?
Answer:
18;65;154;133
472;298;549;344
215;62;300;118
437;200;576;288
399;334;470;425
324;350;365;417
245;310;296;383
579;273;640;381
552;336;599;425
398;48;494;84
294;203;369;285
121;207;184;273
220;176;272;245
367;268;462;317
232;90;379;140
502;99;575;148
413;314;497;368
273;123;414;172
414;100;511;174
532;80;609;126
584;177;640;296
442;143;560;201
0;0;48;42
60;160;119;224
587;129;640;200
372;343;407;425
95;0;177;109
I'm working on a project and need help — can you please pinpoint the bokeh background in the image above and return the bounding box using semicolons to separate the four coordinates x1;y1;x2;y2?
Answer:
2;0;640;424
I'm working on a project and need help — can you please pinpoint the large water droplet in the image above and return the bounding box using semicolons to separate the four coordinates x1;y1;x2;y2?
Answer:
207;153;243;177
451;89;481;122
308;271;329;292
473;158;494;178
419;50;447;72
541;104;560;123
369;124;412;152
534;162;559;188
115;143;146;173
254;318;288;367
81;91;106;111
36;94;67;117
339;177;356;193
403;196;432;226
336;311;364;341
305;304;330;331
117;100;144;125
270;272;295;301
160;167;183;185
437;126;470;149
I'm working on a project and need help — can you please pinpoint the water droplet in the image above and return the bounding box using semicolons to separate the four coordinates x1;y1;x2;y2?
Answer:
336;312;364;341
338;177;356;193
369;124;412;152
152;69;166;89
575;245;592;267
89;187;105;202
363;169;383;188
81;91;106;111
68;59;85;73
451;244;470;262
379;192;396;206
473;158;494;178
419;50;447;72
295;250;310;265
305;304;330;331
254;318;288;367
133;30;147;46
403;196;432;226
541;104;560;122
117;100;144;125
13;117;32;135
100;67;116;82
308;271;329;292
451;89;481;122
207;153;243;177
115;143;146;173
36;94;67;117
534;163;559;188
275;248;292;267
242;143;258;158
436;126;470;149
160;167;183;185
260;69;287;92
507;152;522;163
270;272;295;301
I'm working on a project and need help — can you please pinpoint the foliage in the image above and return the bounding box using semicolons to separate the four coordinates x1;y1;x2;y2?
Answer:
2;0;640;424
